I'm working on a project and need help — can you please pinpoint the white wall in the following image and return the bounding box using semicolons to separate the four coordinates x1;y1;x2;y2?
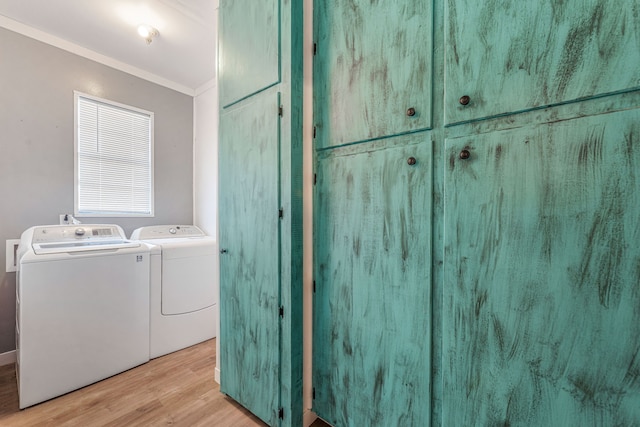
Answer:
193;0;220;382
193;81;220;376
303;0;314;423
193;82;219;238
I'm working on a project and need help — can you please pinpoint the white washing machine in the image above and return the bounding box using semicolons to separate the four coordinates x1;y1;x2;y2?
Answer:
16;224;150;409
130;225;217;359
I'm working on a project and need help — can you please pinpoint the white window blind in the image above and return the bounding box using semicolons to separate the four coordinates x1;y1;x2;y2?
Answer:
75;93;154;216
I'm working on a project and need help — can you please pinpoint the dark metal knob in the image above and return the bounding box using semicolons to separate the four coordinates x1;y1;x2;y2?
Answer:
459;95;470;106
220;249;228;254
459;149;471;160
407;157;417;165
406;107;416;117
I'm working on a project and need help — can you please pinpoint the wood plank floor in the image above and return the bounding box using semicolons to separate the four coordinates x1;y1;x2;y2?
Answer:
0;339;328;427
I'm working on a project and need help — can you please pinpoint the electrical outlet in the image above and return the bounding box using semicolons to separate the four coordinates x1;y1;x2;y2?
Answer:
6;239;20;273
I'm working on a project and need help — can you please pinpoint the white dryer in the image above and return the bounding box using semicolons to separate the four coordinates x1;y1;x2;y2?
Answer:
130;225;217;359
16;224;150;409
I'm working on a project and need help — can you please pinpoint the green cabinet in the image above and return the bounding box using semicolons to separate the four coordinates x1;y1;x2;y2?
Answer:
313;135;432;426
218;0;303;425
313;1;433;148
442;108;640;425
219;91;281;426
309;0;640;425
219;0;279;107
444;0;640;124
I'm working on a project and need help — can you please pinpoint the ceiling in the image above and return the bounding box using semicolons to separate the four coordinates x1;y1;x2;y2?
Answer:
0;0;217;95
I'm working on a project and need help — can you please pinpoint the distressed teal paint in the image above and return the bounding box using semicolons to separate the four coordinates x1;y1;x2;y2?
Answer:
219;91;281;426
442;108;640;426
219;0;280;107
313;134;432;426
313;0;433;149
444;0;640;125
276;0;305;425
218;0;303;425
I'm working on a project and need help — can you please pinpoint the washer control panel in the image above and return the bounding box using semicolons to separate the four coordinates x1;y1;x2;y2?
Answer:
32;225;126;244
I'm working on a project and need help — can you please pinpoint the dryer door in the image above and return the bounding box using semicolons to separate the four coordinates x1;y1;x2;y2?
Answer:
161;241;216;315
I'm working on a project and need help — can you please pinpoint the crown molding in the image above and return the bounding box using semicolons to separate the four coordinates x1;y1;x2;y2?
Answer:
0;14;195;96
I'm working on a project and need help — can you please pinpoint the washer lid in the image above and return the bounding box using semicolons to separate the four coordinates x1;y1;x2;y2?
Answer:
32;240;140;255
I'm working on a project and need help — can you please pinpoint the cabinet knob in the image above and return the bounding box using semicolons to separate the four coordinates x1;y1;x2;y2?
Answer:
407;157;417;165
459;149;471;160
220;249;228;254
406;107;416;117
459;95;470;106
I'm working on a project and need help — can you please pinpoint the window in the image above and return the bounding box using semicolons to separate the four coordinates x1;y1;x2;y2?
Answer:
74;92;154;217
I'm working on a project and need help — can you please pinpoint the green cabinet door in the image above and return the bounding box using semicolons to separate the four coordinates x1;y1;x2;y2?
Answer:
313;136;431;426
219;0;280;107
444;0;640;125
313;1;433;149
219;91;281;426
443;108;640;425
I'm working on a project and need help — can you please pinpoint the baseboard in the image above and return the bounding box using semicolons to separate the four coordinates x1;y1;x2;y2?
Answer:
214;366;220;384
0;350;16;366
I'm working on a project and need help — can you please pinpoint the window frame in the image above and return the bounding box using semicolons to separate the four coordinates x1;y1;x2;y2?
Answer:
73;91;155;218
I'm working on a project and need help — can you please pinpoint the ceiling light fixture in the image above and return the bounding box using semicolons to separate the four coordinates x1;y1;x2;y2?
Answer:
137;25;159;45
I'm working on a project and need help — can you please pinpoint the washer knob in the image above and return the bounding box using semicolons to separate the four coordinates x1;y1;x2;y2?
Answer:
169;228;177;234
75;228;85;236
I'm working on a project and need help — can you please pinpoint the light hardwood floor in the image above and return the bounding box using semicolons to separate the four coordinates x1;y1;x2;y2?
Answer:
0;339;327;427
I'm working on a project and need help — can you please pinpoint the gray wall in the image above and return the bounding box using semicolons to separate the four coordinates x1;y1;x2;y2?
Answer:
0;27;194;354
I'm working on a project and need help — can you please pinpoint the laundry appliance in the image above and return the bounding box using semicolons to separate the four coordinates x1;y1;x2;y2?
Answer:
130;225;217;359
16;224;150;409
